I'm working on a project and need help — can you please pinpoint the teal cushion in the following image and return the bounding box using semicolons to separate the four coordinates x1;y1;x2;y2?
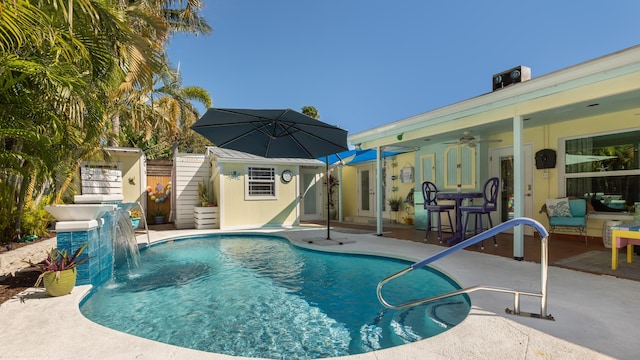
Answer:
568;199;586;217
549;216;586;227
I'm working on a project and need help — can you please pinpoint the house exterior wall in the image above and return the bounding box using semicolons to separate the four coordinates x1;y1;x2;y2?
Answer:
406;107;639;237
338;151;418;223
340;166;358;218
488;107;640;237
345;45;640;249
219;162;300;229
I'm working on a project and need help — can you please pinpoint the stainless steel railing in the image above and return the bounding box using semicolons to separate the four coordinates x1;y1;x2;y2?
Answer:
376;217;555;320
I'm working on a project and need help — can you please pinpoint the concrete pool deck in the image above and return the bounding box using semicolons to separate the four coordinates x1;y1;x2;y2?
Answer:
1;226;636;359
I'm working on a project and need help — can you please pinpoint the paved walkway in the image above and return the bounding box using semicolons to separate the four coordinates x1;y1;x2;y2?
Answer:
1;227;636;359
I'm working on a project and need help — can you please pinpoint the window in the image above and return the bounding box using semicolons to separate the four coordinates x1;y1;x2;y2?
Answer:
246;167;276;199
561;129;640;212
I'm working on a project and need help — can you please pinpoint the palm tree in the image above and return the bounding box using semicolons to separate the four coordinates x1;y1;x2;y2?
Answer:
0;0;128;239
302;105;320;119
107;0;212;146
118;66;212;158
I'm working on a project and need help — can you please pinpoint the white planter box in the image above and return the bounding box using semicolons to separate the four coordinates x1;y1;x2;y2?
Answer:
194;207;219;229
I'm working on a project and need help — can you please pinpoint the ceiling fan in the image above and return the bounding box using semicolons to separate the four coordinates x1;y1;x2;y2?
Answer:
444;131;502;148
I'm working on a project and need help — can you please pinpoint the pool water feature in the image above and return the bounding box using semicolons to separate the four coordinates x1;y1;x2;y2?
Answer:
112;208;140;277
80;235;470;359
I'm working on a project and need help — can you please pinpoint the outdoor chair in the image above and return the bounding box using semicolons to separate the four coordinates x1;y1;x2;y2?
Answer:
539;197;593;246
422;181;454;243
460;177;500;249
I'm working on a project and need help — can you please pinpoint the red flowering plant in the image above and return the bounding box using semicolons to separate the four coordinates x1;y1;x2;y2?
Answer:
323;174;340;209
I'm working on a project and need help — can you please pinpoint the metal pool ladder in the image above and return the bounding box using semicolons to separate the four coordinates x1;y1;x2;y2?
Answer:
376;217;555;321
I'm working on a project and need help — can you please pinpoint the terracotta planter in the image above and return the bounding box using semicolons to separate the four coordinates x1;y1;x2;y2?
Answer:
43;269;77;297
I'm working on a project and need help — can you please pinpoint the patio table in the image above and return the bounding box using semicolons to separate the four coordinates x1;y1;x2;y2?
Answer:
611;223;640;269
436;191;482;246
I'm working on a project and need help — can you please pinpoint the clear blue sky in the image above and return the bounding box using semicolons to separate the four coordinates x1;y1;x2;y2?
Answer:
167;0;640;135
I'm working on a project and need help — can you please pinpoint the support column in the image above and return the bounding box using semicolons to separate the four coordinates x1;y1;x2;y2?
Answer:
513;115;525;260
376;146;383;235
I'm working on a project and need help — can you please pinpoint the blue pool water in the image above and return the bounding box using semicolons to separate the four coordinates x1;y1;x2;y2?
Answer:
80;235;470;359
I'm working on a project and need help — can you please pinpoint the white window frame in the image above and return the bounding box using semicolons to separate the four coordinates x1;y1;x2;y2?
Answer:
245;166;277;200
559;128;640;211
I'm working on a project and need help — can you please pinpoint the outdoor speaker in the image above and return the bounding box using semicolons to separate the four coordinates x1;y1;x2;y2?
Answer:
535;149;557;169
492;66;531;91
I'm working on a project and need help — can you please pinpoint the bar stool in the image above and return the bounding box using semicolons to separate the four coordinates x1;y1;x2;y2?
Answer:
422;181;454;243
460;177;500;249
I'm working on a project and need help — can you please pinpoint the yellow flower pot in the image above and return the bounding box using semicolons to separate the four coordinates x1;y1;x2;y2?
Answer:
43;269;77;297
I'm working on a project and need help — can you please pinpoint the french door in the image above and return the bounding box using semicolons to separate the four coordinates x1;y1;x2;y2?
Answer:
490;144;534;235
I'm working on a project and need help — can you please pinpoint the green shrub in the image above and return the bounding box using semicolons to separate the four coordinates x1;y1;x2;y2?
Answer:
21;196;54;238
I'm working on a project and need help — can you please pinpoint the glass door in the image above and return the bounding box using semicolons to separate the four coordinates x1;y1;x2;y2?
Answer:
300;168;322;220
358;164;375;217
490;144;534;235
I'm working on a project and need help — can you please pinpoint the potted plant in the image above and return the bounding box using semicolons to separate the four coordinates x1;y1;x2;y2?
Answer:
388;196;403;212
151;209;166;224
322;174;340;219
22;244;90;297
198;180;209;206
129;208;142;229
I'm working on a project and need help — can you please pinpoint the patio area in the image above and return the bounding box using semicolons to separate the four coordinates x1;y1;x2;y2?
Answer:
304;219;625;268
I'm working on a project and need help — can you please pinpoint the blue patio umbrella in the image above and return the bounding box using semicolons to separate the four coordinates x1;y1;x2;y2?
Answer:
191;108;349;239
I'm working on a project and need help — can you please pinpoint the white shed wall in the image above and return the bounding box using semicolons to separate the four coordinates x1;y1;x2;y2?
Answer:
173;153;210;229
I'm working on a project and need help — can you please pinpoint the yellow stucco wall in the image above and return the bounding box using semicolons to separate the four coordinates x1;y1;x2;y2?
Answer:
219;162;300;229
338;151;418;223
115;153;145;203
388;152;418;221
487;107;640;237
340;166;358;217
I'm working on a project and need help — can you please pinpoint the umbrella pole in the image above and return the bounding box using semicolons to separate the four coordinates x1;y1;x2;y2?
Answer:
326;156;331;239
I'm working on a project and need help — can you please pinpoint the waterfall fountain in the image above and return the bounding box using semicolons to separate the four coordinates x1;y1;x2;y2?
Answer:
112;208;141;277
46;203;143;287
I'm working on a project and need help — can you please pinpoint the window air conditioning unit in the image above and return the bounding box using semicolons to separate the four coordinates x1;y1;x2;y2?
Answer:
492;66;531;91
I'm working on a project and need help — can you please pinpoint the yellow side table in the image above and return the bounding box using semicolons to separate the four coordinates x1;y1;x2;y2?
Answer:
611;225;640;270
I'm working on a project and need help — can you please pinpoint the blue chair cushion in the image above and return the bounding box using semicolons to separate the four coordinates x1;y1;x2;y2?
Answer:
549;216;586;227
568;199;586;217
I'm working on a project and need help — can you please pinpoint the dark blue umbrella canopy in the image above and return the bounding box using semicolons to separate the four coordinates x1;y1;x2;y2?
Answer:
191;108;348;159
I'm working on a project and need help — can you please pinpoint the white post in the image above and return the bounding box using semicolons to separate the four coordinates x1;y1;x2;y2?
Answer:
513;115;525;260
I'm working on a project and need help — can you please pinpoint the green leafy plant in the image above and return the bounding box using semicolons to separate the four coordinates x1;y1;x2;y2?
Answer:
197;180;209;204
151;209;166;217
22;244;90;287
20;196;54;237
388;196;403;211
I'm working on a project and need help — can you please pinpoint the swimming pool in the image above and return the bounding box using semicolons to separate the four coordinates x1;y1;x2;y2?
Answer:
80;234;470;359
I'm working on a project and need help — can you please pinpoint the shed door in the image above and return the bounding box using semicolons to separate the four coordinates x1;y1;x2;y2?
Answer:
300;168;322;220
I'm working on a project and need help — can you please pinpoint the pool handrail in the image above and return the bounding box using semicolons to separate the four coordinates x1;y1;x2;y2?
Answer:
376;217;555;321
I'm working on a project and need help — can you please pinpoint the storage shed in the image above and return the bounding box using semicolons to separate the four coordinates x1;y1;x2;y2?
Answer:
173;147;325;230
